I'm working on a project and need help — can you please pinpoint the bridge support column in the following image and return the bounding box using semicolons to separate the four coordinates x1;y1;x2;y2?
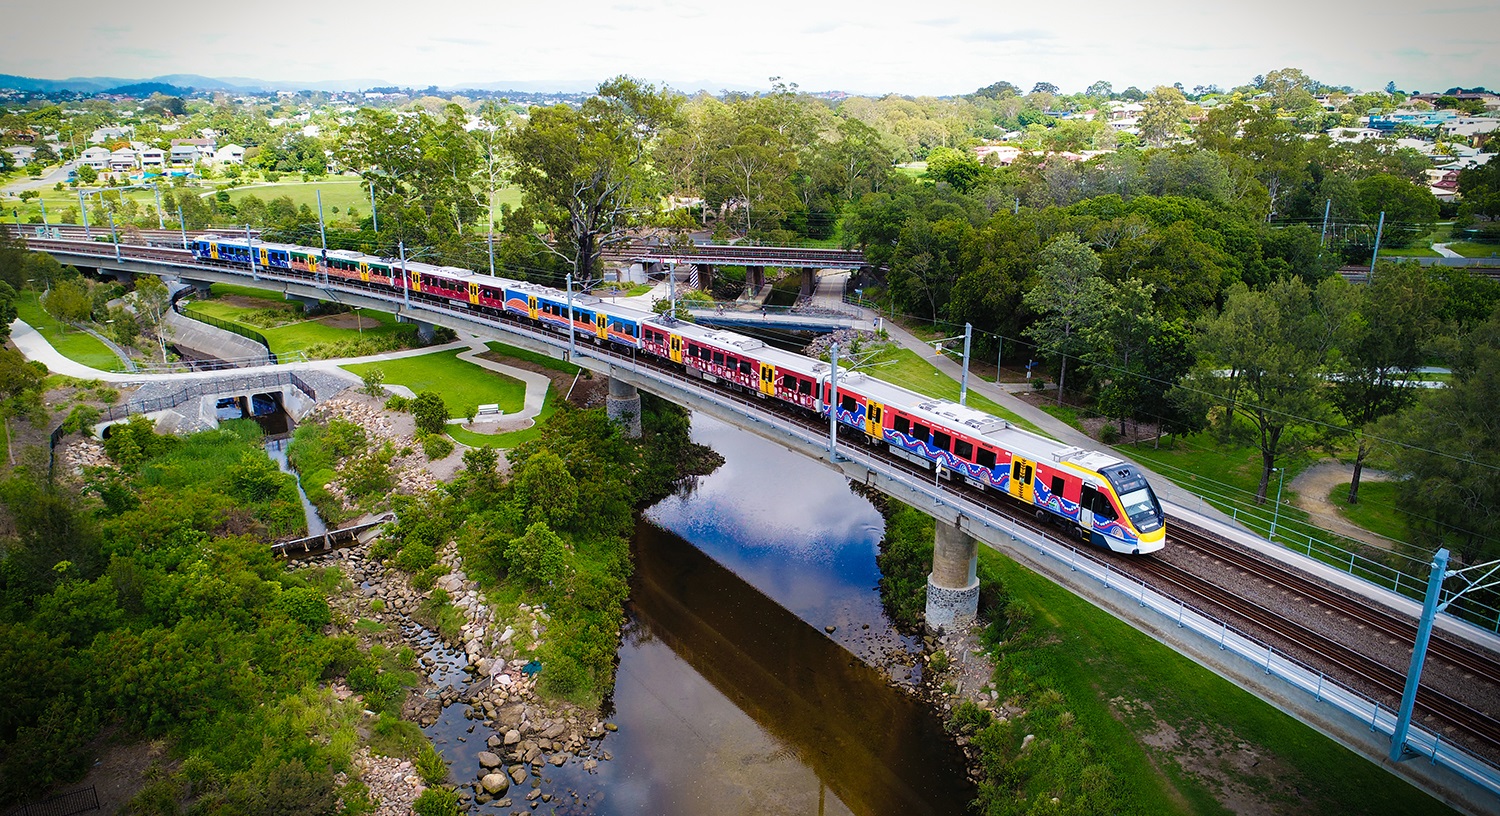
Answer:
284;293;320;313
747;265;765;295
926;519;979;632
696;263;714;291
606;375;642;439
396;314;437;342
182;278;214;299
801;267;817;296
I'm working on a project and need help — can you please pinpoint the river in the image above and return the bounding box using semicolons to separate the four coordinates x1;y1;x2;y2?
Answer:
426;413;975;814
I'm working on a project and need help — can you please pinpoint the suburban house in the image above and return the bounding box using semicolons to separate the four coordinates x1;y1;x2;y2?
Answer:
1367;110;1460;131
3;146;34;166
89;126;130;144
137;146;166;169
214;143;245;165
5;128;38;143
108;148;139;171
975;145;1023;165
80;146;112;169
170;138;217;166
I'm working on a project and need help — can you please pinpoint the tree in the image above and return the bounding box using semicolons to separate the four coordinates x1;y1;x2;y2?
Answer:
1357;174;1439;246
0;225;27;290
1184;278;1348;502
1031;82;1060;95
503;520;569;588
1023;234;1111;404
924;147;984;193
973;81;1021;99
511;448;578;528
1330;262;1437;503
409;391;448;435
128;275;172;362
1138;86;1189;146
74;164;97;185
41;278;92;328
1375;306;1500;561
0;282;15;344
1080;277;1162;431
507;76;679;282
1085;80;1114;99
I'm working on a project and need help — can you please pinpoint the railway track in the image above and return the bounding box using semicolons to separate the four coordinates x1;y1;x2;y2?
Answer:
24;234;1500;761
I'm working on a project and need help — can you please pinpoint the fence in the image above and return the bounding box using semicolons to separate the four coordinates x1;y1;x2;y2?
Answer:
100;371;316;423
4;785;99;816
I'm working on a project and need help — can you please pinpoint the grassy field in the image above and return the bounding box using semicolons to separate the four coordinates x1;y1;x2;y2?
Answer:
1447;241;1500;258
342;351;526;419
14;290;125;372
1381;246;1441;258
188;283;417;355
221;179;523;227
445;389;558;449
979;547;1457;815
1328;480;1408;543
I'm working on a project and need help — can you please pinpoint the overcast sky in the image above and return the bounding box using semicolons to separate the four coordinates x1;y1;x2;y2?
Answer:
7;0;1497;95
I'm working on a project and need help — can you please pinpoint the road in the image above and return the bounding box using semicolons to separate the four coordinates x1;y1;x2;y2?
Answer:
1;161;76;194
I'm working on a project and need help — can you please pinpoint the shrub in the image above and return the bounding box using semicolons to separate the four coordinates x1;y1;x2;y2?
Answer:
410;564;446;592
384;394;409;412
61;404;100;436
361;368;386;396
412;786;459;816
276;586;331;628
420;433;453;460
503;521;569;588
393;542;436;574
929;649;949;672
409;391;448;435
1099;424;1121;444
415;743;449;786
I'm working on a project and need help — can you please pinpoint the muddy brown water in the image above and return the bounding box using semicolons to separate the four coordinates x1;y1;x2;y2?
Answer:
424;414;976;814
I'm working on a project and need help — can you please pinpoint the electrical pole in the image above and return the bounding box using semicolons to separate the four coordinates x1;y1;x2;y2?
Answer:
177;206;187;249
1369;211;1386;283
106;207;120;263
78;189;91;240
316;189;328;273
1319;198;1331;248
828;342;840;458
39;199;47;230
566;273;576;360
153;182;165;229
960;322;972;407
369;182;378;234
996;333;1004;385
247;223;257;280
1390;548;1448;762
667;262;677;322
399;240;410;308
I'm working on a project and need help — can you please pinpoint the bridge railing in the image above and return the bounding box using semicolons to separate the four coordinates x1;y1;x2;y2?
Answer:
171;287;278;364
3;785;100;816
100;370;316;423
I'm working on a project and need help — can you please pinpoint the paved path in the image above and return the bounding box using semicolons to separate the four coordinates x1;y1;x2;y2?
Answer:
1432;242;1462;259
9;320;552;424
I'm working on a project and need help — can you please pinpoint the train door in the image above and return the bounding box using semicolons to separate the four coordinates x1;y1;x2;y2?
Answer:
595;313;607;339
259;247;270;267
526;295;538;320
359;261;371;282
411;271;423;292
865;402;884;439
759;363;776;397
468;281;480;305
668;334;683;364
209;242;219;260
1009;456;1035;504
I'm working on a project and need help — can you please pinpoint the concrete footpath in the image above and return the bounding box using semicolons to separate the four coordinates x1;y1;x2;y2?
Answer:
8;321;553;425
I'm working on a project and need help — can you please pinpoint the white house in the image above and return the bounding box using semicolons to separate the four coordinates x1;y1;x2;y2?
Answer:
80;146;112;169
169;144;200;166
137;146;166;169
88;126;130;144
108;148;139;171
214;143;245;165
3;146;34;166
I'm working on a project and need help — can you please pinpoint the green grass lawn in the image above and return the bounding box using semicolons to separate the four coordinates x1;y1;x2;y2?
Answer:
342;351;526;418
186;283;417;355
1447;241;1500;259
980;548;1457;815
1328;480;1408;543
1381;246;1441;258
482;341;579;375
14;290;125;372
221;179;522;229
446;388;558;450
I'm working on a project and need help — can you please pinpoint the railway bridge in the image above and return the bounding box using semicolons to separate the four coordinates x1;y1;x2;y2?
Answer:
15;233;1500;810
622;243;867;297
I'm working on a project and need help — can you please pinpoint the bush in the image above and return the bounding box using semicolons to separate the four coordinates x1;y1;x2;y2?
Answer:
61;404;101;436
276;586;331;628
393;542;436;574
420;433;453;460
415;743;449;786
503;521;569;588
410;391;448;435
410;564;446;593
412;787;459;816
361;368;386;396
384;394;409;411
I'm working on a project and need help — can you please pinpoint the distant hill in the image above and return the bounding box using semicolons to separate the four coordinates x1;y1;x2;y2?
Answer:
0;73;393;94
105;82;190;97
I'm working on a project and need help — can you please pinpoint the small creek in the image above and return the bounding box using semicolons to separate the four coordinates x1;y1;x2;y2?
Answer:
265;439;327;538
419;413;975;814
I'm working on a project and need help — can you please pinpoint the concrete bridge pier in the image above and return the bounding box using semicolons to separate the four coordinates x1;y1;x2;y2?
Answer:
606;373;642;438
695;263;714;291
284;293;321;312
397;314;437;342
926;518;979;632
800;267;817;296
180;278;214;298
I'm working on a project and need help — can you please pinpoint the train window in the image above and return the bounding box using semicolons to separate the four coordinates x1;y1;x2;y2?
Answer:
781;373;797;388
1052;476;1065;497
840;395;857;413
954;439;973;460
712;351;725;366
932;431;951;451
893;415;910;434
739;360;752;376
798;379;812;395
976;448;996;469
912;423;930;441
1081;485;1098;511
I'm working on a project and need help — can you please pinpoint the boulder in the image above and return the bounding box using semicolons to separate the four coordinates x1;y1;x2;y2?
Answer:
504;729;521;745
477;751;503;769
480;773;509;795
509;765;529;785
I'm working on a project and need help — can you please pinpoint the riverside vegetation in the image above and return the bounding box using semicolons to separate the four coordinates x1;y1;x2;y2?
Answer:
0;385;717;812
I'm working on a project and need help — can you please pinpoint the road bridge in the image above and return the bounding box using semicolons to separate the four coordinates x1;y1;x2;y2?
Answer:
621;243;867;295
16;233;1500;807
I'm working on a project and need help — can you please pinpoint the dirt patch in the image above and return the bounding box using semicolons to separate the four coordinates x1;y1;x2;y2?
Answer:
1013;392;1163;445
318;313;379;330
65;733;174;815
1112;697;1309;816
473;352;609;409
1288;460;1394;550
217;294;296;311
